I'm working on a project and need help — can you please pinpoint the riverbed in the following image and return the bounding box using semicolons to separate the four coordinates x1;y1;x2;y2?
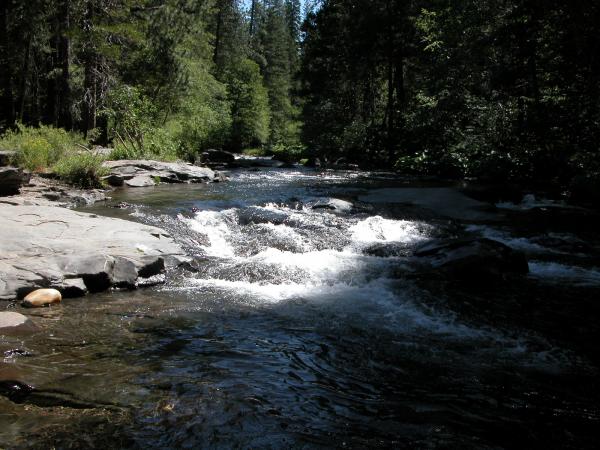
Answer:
1;168;599;448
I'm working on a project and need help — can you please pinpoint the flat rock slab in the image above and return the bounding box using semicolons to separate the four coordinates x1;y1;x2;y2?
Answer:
102;160;218;187
359;187;499;221
0;203;186;300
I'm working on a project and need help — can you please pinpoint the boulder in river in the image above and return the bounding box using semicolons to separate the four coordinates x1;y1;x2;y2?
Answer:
0;203;186;300
22;289;62;308
411;237;529;283
311;198;353;212
102;160;219;187
0;167;30;196
0;312;36;335
198;149;236;166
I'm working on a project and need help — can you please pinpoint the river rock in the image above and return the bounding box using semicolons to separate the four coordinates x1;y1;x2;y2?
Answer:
412;238;529;282
0;167;30;196
364;242;412;258
0;312;36;335
125;175;156;187
311;198;353;212
0;203;186;300
22;289;62;307
0;151;16;167
56;278;88;298
102;160;218;187
198;149;235;166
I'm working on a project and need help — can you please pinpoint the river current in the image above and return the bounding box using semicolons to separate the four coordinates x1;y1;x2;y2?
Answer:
1;168;599;448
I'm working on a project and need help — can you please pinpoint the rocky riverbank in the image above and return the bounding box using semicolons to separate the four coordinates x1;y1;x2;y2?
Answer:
0;159;224;304
0;202;190;302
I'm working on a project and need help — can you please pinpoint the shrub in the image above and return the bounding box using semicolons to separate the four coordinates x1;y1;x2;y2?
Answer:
0;123;87;172
269;143;306;162
52;152;109;188
110;126;180;162
242;147;268;157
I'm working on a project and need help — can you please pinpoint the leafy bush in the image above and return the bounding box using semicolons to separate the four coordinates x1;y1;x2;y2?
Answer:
167;61;232;161
0;123;87;171
226;59;271;150
269;143;306;163
243;147;268;157
110;127;180;162
103;85;156;152
52;152;109;188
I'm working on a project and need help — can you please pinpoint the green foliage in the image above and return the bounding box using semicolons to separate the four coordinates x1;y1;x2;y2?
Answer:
0;123;108;187
167;60;232;161
109;126;180;162
243;147;268;157
226;58;271;150
1;0;303;171
0;124;87;172
52;152;109;188
301;0;600;183
269;142;306;163
261;0;298;146
103;85;156;153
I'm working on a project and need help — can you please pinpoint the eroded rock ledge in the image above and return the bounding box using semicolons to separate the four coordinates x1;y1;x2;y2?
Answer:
0;203;188;301
102;159;224;187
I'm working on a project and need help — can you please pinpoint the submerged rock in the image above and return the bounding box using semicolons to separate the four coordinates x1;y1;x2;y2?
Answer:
0;312;36;335
411;237;529;283
22;288;62;308
364;242;413;258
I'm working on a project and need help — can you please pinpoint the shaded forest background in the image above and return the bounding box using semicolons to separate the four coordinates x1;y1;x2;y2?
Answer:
1;0;599;188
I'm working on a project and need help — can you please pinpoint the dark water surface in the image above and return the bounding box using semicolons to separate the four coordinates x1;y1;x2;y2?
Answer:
2;168;600;448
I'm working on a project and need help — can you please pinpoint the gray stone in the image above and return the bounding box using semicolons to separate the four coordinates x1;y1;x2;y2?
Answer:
58;255;115;293
136;256;165;278
102;174;125;187
0;312;36;335
0;167;30;196
103;160;218;186
125;175;156;187
198;149;235;166
0;203;185;300
312;198;353;212
112;257;138;288
55;278;88;298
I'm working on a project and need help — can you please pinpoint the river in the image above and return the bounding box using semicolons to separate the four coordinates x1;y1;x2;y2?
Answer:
1;168;599;448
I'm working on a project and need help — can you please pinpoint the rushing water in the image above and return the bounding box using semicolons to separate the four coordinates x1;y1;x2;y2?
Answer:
2;168;600;448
